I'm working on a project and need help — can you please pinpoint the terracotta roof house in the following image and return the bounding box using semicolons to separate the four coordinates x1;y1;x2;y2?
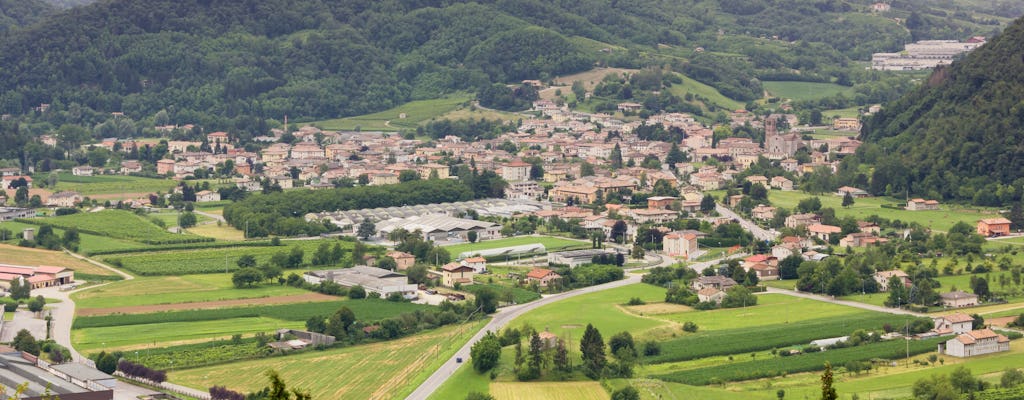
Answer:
526;268;561;287
441;263;475;287
932;313;974;335
977;218;1011;237
940;329;1009;357
940;291;979;308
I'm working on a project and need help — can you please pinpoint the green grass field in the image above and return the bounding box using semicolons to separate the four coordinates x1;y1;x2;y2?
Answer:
758;190;1001;233
666;74;745;111
763;81;854;101
656;294;869;331
72;273;310;309
823;106;863;119
40;173;178;196
507;283;669;341
73;316;290;351
444;236;588;259
171;321;485;400
97;239;354;275
311;94;472;131
0;220;152;254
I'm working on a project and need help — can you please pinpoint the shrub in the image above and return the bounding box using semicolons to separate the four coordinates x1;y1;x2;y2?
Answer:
683;322;699;332
209;386;245;400
118;360;167;383
626;297;646;306
348;285;367;299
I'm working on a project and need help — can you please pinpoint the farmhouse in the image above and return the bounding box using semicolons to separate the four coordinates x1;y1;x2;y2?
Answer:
304;266;417;299
905;198;940;211
939;329;1010;358
832;118;861;131
0;349;114;400
940;290;979;308
441;263;475;287
195;190;221;202
387;251;416;271
836;186;870;198
874;270;910;291
933;314;974;335
547;249;618;267
526;268;561;288
770;176;794;190
692;275;737;292
71;165;94;176
785;213;819;229
697;287;726;304
0;264;75;289
839;232;889;248
0;207;34;221
976;218;1011;237
747;263;779;281
46;191;83;208
119;160;142;175
460;257;487;273
807;224;842;242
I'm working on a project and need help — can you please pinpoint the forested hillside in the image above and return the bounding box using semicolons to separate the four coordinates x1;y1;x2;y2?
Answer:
0;0;55;31
861;16;1024;204
0;0;1008;133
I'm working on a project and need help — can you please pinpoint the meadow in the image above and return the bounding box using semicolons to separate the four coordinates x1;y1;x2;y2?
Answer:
73;316;290;351
490;382;609;400
444;236;588;259
762;81;855;101
171;321;485;400
311;94;472;131
72;273;311;309
507;283;669;341
22;210;212;245
0;220;151;254
665;74;745;111
654;294;868;330
97;239;354;275
760;190;1000;233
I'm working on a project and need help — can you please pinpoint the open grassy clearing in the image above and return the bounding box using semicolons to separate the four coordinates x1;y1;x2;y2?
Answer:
654;294;867;330
552;67;639;92
147;211;212;226
508;283;669;342
96;239;354;275
172;321;485;400
73;316;288;351
436;105;522;123
490;382;609;400
40;173;176;196
0;243;117;277
23;210;210;245
184;223;245;241
666;74;745;111
823;106;863;119
760;190;1001;233
72;273;311;309
763;81;854;101
444;235;588;258
310;94;472;131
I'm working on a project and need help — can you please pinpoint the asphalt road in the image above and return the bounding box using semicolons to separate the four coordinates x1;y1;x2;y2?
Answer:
404;273;644;400
716;203;779;242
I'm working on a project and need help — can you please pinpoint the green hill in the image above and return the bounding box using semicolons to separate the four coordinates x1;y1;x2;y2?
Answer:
0;0;56;31
862;16;1024;204
0;0;1009;133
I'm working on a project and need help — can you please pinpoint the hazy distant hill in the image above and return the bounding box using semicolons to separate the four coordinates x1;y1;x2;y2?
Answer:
0;0;1010;131
862;16;1024;203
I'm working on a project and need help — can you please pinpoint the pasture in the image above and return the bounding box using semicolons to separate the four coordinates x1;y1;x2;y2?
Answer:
507;283;668;341
763;81;854;101
0;220;147;254
444;236;587;258
171;321;485;400
73;316;288;351
72;273;310;309
0;243;118;278
655;294;869;330
761;190;1000;233
96;239;354;275
311;94;472;131
490;382;609;400
666;74;745;111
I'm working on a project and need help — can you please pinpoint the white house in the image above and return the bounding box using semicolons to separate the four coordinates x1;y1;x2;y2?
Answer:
72;165;94;176
940;329;1010;358
460;257;487;273
195;190;221;202
933;313;973;335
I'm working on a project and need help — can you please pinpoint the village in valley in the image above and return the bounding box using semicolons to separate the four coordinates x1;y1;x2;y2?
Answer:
2;1;1024;400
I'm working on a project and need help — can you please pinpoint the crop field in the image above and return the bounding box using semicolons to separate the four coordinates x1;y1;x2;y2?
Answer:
185;223;245;240
647;312;923;364
96;239;354;275
490;382;609;400
22;210;211;245
311;94;472;131
760;190;1000;233
0;220;147;254
656;337;944;385
128;337;269;370
73;299;428;328
171;321;485;400
508;284;668;341
445;236;587;258
0;243;118;278
42;173;177;195
72;273;311;309
763;81;855;101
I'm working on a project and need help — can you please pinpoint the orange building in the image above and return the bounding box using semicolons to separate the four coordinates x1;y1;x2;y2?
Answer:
977;218;1011;237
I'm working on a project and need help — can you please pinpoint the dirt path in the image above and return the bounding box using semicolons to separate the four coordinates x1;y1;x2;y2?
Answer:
65;249;134;280
77;292;340;316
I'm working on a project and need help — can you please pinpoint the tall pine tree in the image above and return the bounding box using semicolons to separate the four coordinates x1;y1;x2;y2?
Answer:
580;323;606;379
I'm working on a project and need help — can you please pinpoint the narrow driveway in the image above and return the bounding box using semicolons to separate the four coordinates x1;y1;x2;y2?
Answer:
716;204;778;242
764;286;925;317
404;274;643;400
